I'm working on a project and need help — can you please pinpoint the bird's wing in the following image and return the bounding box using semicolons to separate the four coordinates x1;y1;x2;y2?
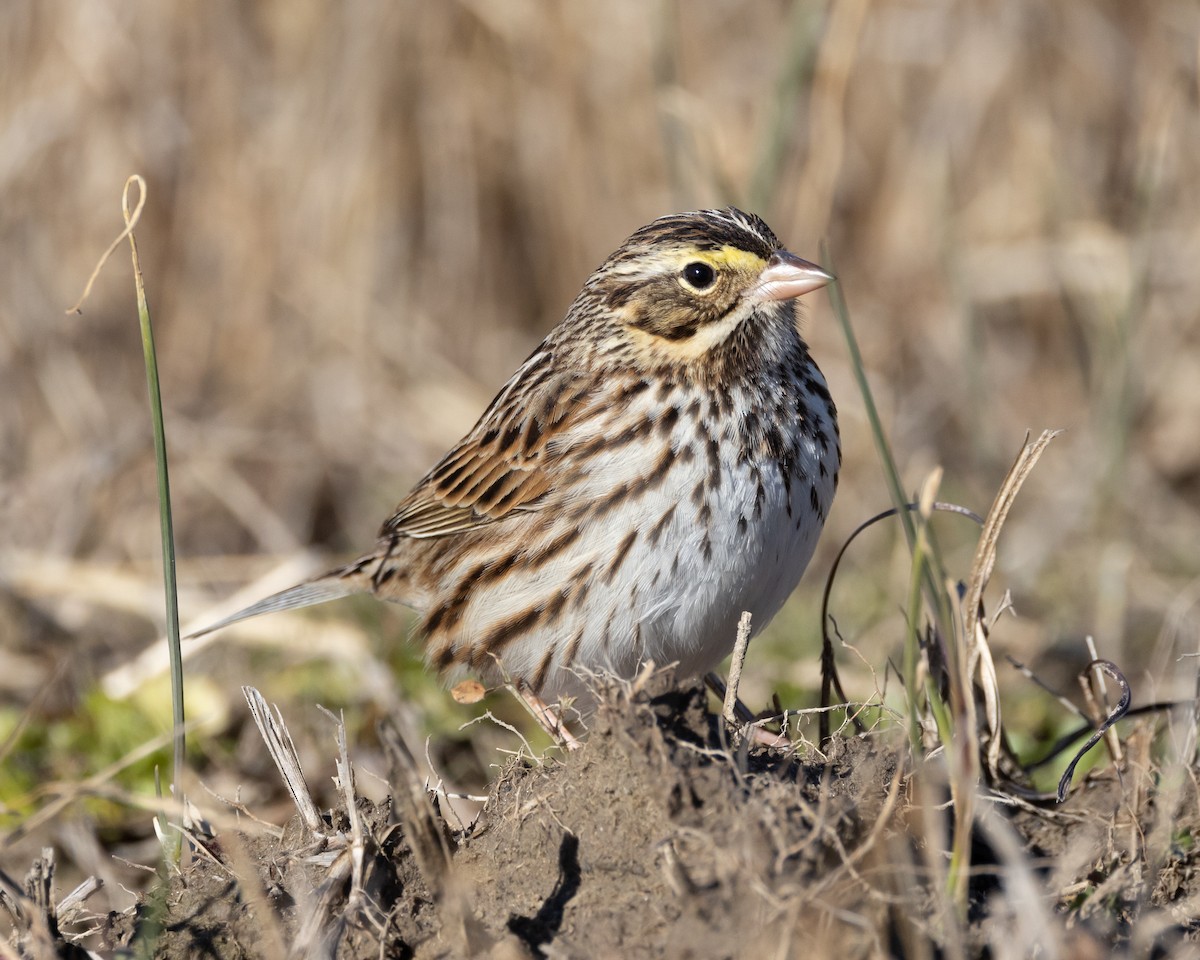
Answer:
186;349;596;640
383;349;597;539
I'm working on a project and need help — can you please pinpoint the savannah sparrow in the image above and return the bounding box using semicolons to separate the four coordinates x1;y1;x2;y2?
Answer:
197;208;839;731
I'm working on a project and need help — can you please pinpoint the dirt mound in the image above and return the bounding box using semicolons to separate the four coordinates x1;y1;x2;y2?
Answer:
12;676;1200;959
453;684;896;959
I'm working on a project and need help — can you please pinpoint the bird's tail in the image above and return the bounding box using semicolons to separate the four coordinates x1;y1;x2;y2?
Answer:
185;569;365;639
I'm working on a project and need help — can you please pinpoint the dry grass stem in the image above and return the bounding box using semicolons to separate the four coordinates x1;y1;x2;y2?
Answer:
242;686;324;837
64;175;147;316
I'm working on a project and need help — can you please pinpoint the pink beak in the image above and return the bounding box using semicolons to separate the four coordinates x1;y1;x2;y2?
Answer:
752;251;835;302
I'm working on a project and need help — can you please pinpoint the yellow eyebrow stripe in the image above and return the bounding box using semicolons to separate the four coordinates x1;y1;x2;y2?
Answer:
679;245;767;273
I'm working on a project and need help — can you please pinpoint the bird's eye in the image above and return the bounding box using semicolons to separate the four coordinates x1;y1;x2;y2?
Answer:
681;261;716;290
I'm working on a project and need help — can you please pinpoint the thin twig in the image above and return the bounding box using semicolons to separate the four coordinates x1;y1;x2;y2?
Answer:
1085;636;1124;764
819;501;984;744
1058;660;1132;802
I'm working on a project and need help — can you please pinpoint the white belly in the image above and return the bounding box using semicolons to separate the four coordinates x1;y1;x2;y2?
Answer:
459;383;839;702
589;430;831;683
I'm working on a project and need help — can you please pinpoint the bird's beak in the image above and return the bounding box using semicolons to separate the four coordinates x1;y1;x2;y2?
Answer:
751;251;835;303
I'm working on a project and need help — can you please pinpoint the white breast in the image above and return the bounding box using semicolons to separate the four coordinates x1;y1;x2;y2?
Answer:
497;379;838;700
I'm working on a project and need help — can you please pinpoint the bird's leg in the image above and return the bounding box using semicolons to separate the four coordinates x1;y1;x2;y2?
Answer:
516;686;582;752
704;672;789;749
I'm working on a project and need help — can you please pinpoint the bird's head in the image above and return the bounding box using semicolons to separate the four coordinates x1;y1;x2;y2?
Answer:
578;208;833;366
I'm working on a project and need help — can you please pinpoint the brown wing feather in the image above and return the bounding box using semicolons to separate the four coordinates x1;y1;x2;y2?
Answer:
381;349;594;540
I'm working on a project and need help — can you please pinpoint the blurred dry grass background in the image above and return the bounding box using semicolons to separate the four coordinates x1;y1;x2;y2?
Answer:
2;0;1200;912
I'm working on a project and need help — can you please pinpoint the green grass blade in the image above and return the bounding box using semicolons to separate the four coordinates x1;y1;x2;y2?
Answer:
123;178;185;852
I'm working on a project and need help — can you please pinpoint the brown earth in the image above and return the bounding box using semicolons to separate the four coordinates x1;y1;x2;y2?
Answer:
13;675;1199;959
